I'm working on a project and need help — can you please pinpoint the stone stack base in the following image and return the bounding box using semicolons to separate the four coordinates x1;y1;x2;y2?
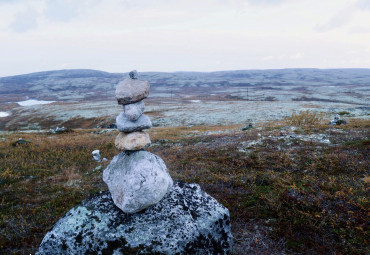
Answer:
36;182;233;254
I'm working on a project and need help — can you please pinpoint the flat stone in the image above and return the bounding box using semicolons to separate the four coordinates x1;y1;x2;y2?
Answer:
123;100;145;121
116;112;152;132
115;131;150;151
36;181;233;254
103;151;173;213
115;78;149;105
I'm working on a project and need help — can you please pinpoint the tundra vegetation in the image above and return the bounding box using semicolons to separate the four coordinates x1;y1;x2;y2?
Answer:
1;69;369;131
0;117;369;254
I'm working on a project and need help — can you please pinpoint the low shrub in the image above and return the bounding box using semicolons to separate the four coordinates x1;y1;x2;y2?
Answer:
285;110;325;127
338;111;350;116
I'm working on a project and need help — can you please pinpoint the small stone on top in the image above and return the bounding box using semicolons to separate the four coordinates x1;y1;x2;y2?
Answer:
129;70;138;79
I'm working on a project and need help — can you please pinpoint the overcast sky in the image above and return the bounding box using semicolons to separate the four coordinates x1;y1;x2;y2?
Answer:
0;0;370;76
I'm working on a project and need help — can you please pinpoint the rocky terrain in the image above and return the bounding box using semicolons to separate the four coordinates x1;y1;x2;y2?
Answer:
0;69;369;254
0;68;369;130
1;118;368;254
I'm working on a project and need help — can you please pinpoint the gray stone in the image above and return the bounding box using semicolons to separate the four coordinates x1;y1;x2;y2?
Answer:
49;126;70;134
329;115;347;125
129;70;138;79
335;119;347;125
103;151;173;213
115;131;151;151
116;112;152;132
115;78;149;105
241;123;253;131
123;100;145;121
12;138;31;147
92;150;101;162
36;181;233;255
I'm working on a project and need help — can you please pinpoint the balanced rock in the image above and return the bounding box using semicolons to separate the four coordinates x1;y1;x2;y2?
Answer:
36;181;233;254
115;78;149;105
129;70;138;79
115;131;151;151
103;151;173;213
123;100;145;121
116;112;152;132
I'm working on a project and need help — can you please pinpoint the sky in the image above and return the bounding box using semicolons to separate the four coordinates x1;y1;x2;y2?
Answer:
0;0;370;76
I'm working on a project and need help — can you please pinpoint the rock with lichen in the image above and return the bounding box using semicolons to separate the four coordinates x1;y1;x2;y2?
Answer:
36;181;233;255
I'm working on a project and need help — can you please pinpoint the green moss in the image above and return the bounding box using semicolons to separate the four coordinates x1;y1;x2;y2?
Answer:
345;139;370;147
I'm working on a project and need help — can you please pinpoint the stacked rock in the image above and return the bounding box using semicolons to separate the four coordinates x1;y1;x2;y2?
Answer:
36;70;233;254
103;70;173;214
114;70;152;151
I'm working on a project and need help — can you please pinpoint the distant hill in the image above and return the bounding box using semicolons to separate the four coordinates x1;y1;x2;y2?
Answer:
1;68;370;102
0;68;369;130
0;69;123;102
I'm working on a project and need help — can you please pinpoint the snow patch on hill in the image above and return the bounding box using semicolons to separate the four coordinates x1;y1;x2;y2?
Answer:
17;99;56;106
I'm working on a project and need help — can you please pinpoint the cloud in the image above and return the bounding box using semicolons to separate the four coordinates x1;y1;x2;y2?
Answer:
290;53;303;60
1;0;370;75
9;7;39;33
356;0;370;10
43;0;100;22
5;0;98;33
44;0;81;22
349;26;370;34
246;0;287;5
0;0;21;4
262;55;275;61
315;0;370;32
315;7;355;32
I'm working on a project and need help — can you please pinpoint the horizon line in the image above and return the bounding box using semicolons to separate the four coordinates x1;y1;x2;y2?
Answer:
1;67;370;78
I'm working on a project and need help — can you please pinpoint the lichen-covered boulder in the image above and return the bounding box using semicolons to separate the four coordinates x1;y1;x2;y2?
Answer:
36;181;233;255
103;151;173;213
115;78;149;105
116;112;152;132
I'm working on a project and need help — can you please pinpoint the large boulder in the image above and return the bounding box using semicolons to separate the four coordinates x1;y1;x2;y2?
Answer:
36;181;233;254
115;78;150;105
103;151;173;213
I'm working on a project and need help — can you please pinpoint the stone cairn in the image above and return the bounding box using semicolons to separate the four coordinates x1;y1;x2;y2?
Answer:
103;70;173;213
37;70;232;254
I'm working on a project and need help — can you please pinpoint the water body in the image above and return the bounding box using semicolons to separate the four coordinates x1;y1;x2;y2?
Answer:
0;112;10;117
17;99;56;106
